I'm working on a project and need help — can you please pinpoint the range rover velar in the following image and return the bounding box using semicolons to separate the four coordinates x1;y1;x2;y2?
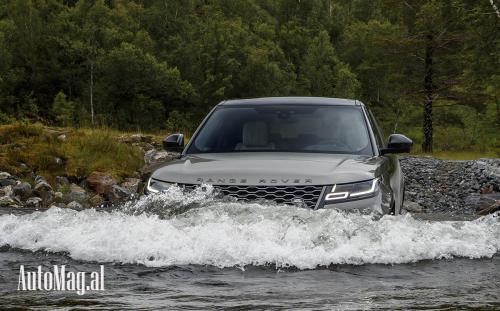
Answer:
146;97;413;215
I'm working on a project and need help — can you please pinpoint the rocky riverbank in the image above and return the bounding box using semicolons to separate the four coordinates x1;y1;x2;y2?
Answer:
0;133;176;210
400;156;499;215
0;144;498;215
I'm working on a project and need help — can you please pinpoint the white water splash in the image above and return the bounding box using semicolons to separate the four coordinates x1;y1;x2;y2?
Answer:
0;188;498;269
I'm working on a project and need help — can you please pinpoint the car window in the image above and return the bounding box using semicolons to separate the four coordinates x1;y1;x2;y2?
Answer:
187;105;373;155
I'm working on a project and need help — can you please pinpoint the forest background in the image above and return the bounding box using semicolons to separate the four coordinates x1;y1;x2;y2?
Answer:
0;0;499;155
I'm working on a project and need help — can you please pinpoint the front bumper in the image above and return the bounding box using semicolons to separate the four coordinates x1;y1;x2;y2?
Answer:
145;178;393;214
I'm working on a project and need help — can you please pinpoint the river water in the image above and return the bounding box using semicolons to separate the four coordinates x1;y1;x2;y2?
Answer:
0;186;499;310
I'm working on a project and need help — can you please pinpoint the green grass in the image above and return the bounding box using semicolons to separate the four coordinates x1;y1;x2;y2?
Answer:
0;123;144;184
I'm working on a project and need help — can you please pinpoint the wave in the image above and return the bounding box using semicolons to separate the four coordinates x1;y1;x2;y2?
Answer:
0;186;498;269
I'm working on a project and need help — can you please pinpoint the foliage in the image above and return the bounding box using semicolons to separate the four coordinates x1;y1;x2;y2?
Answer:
0;0;498;153
165;110;193;135
51;91;75;126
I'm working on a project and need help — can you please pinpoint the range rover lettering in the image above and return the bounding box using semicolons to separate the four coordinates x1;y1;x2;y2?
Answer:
146;97;412;215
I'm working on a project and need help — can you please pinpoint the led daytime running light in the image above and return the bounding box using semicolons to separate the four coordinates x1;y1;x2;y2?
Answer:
325;179;378;201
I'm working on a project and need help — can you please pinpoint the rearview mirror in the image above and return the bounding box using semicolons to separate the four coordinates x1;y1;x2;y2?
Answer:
381;134;412;155
163;133;184;153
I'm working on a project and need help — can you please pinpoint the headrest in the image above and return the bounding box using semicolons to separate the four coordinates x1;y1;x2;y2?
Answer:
242;121;269;146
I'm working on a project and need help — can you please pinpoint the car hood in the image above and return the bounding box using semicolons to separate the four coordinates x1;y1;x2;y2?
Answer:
151;152;386;186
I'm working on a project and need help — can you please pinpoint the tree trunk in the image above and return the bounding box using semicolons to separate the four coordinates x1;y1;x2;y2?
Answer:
90;62;94;127
495;95;499;127
422;34;434;153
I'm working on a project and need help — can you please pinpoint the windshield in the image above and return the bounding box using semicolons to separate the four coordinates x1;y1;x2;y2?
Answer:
187;105;373;155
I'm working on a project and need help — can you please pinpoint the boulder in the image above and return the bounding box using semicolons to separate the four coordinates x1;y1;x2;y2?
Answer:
54;191;63;201
56;176;70;186
0;196;16;207
403;201;425;213
0;172;11;179
13;182;32;200
34;176;52;192
144;149;156;164
50;202;66;208
144;149;173;165
121;178;141;194
153;150;172;162
65;184;87;203
480;184;494;194
476;193;500;215
86;171;117;194
25;197;43;208
0;172;17;187
119;134;156;151
0;185;13;197
67;201;83;209
89;194;104;206
120;134;153;144
140;143;155;151
478;200;500;215
33;176;53;206
107;185;131;202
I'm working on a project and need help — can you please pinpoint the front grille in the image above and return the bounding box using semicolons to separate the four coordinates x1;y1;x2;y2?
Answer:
182;184;325;208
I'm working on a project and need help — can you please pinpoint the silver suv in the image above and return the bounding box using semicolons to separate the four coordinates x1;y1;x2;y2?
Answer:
146;97;412;214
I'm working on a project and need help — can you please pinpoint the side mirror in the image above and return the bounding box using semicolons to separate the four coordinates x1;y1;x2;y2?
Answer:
163;133;184;153
381;134;412;155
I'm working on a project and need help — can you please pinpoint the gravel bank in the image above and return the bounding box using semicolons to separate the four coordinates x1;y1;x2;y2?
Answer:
400;156;499;215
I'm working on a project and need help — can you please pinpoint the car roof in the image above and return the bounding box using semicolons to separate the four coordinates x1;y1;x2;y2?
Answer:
218;97;363;106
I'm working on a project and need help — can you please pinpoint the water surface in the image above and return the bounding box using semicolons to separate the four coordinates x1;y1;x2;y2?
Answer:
0;186;498;309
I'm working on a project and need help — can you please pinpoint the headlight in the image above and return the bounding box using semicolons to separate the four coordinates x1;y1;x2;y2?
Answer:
146;178;172;193
325;179;378;202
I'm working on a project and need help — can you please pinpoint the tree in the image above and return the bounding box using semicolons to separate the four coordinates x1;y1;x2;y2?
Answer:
410;1;482;152
96;43;194;130
301;30;338;96
0;0;66;120
51;91;75;126
334;63;360;98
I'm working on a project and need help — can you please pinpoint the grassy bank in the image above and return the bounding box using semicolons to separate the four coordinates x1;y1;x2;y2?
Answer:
0;123;152;184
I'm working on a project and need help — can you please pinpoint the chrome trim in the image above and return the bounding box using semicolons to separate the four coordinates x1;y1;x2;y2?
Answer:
146;177;159;193
314;186;327;210
147;178;173;193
